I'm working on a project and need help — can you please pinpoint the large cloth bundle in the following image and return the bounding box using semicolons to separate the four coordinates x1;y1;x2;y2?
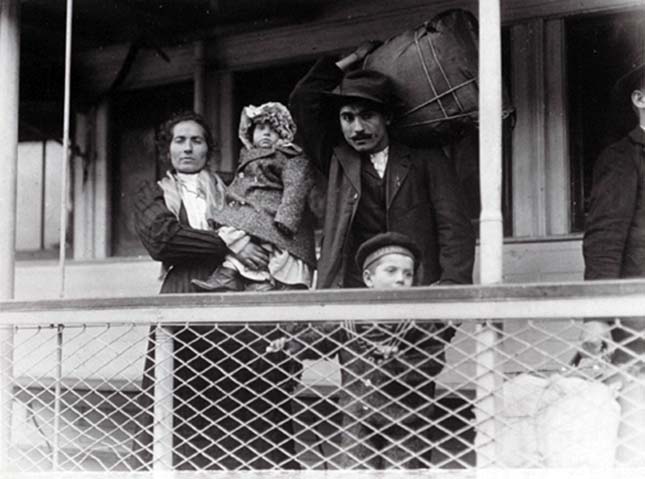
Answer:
494;373;620;467
364;9;512;146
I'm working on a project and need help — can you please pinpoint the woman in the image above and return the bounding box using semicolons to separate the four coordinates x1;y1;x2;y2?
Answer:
131;111;300;470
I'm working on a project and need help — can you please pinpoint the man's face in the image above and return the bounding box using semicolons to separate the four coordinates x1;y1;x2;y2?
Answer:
363;253;415;289
339;102;389;154
170;120;209;174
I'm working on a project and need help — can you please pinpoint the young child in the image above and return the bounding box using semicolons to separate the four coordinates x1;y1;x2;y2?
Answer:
192;102;316;291
269;232;455;469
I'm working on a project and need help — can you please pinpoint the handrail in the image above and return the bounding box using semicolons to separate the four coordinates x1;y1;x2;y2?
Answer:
1;279;644;324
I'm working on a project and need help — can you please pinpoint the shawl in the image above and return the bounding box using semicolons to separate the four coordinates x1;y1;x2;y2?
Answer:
157;169;226;221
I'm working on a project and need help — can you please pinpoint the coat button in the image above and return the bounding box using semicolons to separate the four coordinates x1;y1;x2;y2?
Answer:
353;193;358;200
238;172;245;179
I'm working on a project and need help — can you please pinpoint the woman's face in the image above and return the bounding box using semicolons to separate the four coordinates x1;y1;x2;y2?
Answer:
170;120;209;174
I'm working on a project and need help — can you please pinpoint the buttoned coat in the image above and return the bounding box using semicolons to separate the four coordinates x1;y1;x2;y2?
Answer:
289;57;475;288
208;145;316;266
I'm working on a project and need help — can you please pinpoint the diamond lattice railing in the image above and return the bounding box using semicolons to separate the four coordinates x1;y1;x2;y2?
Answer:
2;311;645;472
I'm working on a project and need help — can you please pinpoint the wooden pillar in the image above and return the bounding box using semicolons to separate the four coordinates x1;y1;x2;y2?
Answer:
0;0;19;299
153;326;174;471
194;41;206;114
0;0;19;468
476;0;503;467
72;112;91;259
93;101;111;258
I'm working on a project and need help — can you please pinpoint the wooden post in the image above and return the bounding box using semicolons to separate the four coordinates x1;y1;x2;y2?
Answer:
476;0;503;467
57;0;73;297
153;326;174;471
0;0;20;470
194;41;206;114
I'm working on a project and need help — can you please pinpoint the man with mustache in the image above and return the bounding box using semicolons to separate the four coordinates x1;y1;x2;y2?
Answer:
289;43;475;290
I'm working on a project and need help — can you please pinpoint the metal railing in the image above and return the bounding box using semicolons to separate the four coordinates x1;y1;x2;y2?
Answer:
1;280;645;474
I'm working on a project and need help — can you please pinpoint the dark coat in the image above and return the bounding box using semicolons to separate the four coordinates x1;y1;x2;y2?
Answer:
583;126;645;363
583;126;645;280
310;320;454;424
290;57;475;288
209;146;316;265
131;179;300;470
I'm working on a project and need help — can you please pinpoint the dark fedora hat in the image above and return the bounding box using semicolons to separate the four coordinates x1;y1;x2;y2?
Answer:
327;69;394;107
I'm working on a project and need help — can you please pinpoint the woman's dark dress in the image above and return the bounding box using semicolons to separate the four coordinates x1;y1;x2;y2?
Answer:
130;180;300;470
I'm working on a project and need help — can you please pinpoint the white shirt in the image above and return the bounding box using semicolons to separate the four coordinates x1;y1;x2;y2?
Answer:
176;172;209;230
369;147;389;179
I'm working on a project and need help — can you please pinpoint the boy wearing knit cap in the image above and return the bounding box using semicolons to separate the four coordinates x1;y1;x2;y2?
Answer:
269;232;454;468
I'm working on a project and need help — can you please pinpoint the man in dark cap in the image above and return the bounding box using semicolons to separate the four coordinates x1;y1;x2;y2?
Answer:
581;60;645;466
582;61;645;368
289;43;475;290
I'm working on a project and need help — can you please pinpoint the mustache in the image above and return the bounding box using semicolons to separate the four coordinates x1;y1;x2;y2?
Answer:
350;133;372;141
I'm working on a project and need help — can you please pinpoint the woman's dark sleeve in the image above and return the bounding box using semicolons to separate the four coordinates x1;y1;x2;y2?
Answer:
134;181;228;264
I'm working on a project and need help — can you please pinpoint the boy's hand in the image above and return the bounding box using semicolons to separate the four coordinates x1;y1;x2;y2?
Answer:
266;337;305;355
579;320;613;357
266;337;288;353
372;344;398;364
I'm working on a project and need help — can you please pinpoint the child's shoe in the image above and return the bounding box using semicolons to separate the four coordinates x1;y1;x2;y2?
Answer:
192;266;243;292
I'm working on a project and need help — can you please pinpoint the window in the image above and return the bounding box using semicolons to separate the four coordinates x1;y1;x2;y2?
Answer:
111;82;193;257
15;140;67;259
567;9;645;232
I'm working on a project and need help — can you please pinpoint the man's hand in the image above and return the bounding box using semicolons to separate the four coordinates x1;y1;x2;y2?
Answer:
336;40;382;71
353;40;382;62
235;242;270;270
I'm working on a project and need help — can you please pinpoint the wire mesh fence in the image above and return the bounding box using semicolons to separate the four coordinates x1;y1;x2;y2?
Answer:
2;314;645;472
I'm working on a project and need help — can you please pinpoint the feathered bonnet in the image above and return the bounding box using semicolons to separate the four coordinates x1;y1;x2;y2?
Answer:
238;102;297;150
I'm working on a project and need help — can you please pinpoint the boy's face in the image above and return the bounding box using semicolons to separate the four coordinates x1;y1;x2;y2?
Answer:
363;253;415;289
253;122;280;148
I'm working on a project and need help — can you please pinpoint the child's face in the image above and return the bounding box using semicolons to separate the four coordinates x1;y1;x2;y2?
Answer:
252;122;280;148
363;253;415;289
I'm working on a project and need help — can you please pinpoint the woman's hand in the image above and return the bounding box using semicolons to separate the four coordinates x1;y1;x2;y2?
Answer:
235;242;270;270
